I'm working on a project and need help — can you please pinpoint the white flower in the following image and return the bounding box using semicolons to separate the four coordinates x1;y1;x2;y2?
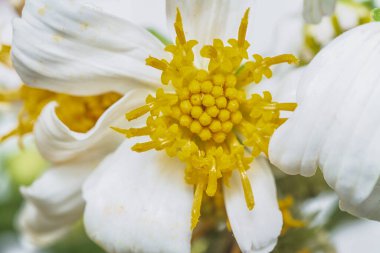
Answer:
12;0;305;252
269;22;380;221
303;0;337;24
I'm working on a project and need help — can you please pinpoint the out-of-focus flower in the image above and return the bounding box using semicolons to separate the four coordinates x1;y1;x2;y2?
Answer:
303;0;337;24
269;22;380;221
11;0;306;252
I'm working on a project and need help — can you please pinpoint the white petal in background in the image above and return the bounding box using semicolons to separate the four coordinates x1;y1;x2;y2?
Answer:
303;0;337;24
12;0;166;96
224;156;282;253
166;0;252;46
269;23;380;220
0;0;17;45
0;63;22;89
82;139;193;253
34;89;149;163
249;0;304;56
332;220;380;253
19;159;95;247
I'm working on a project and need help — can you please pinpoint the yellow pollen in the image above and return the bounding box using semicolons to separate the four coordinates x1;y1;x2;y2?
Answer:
115;9;297;229
1;85;121;145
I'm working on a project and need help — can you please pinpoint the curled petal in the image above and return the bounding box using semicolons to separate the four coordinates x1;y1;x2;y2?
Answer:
35;89;149;163
12;0;166;95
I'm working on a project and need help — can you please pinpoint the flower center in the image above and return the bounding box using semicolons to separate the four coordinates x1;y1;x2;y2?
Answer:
114;9;298;229
0;85;121;144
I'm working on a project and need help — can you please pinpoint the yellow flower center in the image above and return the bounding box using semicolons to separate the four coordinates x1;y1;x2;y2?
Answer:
115;9;298;229
1;85;121;144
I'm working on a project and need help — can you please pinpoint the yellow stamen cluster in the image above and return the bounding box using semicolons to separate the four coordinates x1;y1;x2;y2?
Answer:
114;9;297;229
0;85;121;144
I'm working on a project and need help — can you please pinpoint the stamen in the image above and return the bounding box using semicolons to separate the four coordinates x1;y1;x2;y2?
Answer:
132;139;172;152
111;126;151;138
191;183;205;230
237;156;255;210
146;56;168;71
206;159;218;196
261;54;299;66
238;9;250;48
125;104;151;121
174;8;187;45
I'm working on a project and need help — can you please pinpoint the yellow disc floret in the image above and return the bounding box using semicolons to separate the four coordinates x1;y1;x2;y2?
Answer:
114;9;298;229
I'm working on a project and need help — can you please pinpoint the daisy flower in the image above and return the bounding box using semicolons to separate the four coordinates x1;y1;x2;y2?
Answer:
10;0;304;252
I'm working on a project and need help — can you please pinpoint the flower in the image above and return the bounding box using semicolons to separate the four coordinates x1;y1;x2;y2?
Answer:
303;0;337;24
269;22;380;221
11;0;304;252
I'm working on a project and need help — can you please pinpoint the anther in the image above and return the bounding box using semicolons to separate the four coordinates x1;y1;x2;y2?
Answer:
202;94;215;107
216;97;227;109
191;94;202;106
189;80;201;94
191;106;203;119
211;86;224;97
180;100;192;114
206;106;219;117
201;81;213;94
218;109;231;122
199;112;212;126
190;121;202;134
212;74;225;86
180;115;193;127
209;120;222;132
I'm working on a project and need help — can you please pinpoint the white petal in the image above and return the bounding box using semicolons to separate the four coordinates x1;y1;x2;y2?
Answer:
269;23;380;221
0;63;22;89
224;156;282;253
12;0;166;96
19;160;94;246
339;179;380;220
0;0;17;45
34;88;148;163
249;0;304;56
303;0;337;24
166;0;250;45
82;139;193;253
82;0;167;36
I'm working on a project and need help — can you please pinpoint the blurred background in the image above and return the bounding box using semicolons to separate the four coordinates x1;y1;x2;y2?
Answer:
2;0;380;252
